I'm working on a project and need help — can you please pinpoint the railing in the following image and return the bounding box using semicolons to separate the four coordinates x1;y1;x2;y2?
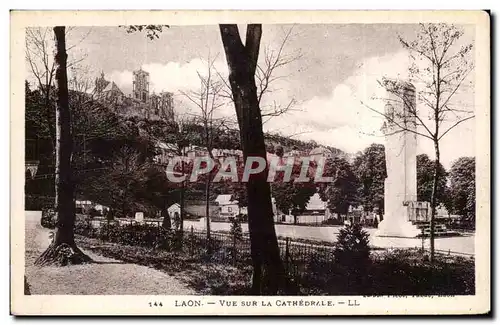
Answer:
77;219;472;284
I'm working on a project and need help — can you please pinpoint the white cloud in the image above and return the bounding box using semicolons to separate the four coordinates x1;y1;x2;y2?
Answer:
263;50;412;151
263;50;475;168
107;70;134;94
105;51;474;168
108;58;229;95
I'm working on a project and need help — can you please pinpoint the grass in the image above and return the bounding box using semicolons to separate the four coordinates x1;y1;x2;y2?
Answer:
75;232;475;296
76;235;253;295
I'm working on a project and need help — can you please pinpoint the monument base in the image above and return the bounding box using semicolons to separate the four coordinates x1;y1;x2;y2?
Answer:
375;218;421;238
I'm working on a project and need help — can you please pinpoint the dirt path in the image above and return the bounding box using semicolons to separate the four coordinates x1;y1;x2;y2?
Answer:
25;211;195;295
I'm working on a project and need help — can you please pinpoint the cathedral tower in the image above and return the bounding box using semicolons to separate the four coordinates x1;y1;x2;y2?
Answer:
133;68;150;103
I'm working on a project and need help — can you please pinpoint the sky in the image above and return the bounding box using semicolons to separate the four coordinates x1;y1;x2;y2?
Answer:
34;24;476;169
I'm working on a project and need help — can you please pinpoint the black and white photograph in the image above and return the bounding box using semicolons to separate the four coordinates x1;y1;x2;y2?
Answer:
11;10;490;315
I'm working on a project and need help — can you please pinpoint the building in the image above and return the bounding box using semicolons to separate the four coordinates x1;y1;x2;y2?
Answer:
133;68;150;103
151;91;175;121
167;203;181;221
215;194;240;219
93;69;174;122
94;71;126;105
295;193;330;224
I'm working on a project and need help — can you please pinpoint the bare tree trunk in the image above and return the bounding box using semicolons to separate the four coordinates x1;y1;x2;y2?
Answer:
179;147;185;240
179;179;185;247
205;176;212;251
429;140;440;263
219;24;284;295
35;26;91;266
161;196;171;229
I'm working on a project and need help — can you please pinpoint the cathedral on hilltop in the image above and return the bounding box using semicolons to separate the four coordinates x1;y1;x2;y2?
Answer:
93;68;175;121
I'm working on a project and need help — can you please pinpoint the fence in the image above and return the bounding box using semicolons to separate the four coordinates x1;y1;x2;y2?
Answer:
76;218;337;284
73;218;475;294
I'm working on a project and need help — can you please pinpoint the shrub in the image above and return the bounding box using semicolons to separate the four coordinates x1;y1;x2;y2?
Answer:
74;219;97;238
369;249;475;295
229;217;243;241
334;223;371;266
333;223;371;292
173;213;181;230
322;218;343;226
103;208;113;221
25;195;53;211
40;208;56;229
88;208;102;218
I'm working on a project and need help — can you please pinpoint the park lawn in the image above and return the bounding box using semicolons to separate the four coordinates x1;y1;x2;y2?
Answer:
74;232;475;296
75;235;253;295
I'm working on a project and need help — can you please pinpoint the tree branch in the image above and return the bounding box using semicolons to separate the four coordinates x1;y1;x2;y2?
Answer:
438;115;475;141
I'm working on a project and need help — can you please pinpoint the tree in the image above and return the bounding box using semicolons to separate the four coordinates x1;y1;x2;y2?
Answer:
365;24;474;262
272;182;316;223
145;114;198;241
416;154;448;205
122;25;169;40
219;24;284;294
35;26;91;266
25;28;57;147
218;26;302;124
271;156;317;224
180;55;228;245
333;223;371;292
352;144;386;216
448;157;475;224
320;157;359;219
25;27;88;149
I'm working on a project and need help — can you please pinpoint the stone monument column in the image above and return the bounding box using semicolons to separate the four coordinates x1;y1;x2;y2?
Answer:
376;80;420;238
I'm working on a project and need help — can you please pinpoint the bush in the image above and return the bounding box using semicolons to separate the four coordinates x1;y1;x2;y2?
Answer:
334;223;371;266
74;219;97;237
40;208;56;229
74;220;181;250
322;218;343;226
369;249;475;295
229;217;243;241
88;208;102;218
25;195;53;211
173;214;181;230
333;223;371;292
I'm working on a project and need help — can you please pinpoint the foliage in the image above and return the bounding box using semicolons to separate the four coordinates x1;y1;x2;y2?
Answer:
88;208;102;217
271;158;317;218
264;133;344;157
367;249;475;295
172;212;181;231
417;154;448;205
333;223;371;269
74;220;180;250
229;217;243;241
122;25;169;40
25;194;54;211
352;143;386;214
448;157;475;222
40;208;56;229
321;218;344;226
381;24;475;261
319;156;360;216
75;223;474;295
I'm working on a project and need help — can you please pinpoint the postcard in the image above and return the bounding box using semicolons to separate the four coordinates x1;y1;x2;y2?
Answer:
11;10;490;315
